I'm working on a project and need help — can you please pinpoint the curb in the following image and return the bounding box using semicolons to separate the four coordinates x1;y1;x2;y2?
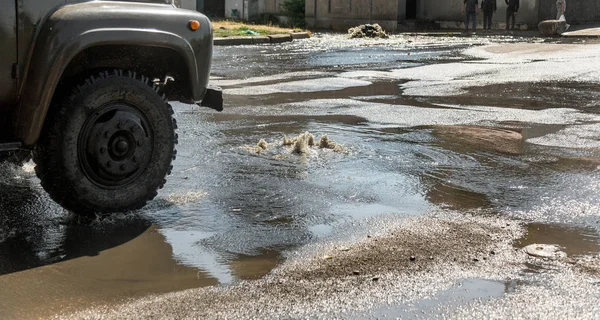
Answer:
291;32;311;40
562;32;600;38
214;32;310;46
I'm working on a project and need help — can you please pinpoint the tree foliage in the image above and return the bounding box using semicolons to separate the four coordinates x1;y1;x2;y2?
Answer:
281;0;306;28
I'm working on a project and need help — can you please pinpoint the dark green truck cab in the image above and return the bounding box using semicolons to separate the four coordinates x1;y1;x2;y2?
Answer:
0;0;222;214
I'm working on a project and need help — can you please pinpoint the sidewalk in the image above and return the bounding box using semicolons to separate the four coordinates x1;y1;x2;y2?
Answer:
562;24;600;38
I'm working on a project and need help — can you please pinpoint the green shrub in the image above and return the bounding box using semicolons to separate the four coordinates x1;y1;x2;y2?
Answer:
280;0;305;28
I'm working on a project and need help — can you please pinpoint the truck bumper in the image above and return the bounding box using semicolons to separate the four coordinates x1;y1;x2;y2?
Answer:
199;85;223;111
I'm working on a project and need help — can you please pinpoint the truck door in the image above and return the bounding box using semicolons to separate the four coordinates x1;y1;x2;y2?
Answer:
0;0;17;108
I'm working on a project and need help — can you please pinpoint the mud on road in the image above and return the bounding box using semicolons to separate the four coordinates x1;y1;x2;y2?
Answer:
2;34;600;319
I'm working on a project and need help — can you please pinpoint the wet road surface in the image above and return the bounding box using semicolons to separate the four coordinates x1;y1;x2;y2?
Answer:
1;33;600;319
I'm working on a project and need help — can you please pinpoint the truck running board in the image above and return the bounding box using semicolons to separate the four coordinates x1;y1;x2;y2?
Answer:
0;142;23;152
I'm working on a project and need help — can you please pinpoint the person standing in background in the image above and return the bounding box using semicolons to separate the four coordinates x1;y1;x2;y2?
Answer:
462;0;479;34
505;0;519;32
556;0;566;19
481;0;497;32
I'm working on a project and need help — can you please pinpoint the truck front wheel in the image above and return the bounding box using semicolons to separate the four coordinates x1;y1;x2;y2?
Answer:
35;70;177;214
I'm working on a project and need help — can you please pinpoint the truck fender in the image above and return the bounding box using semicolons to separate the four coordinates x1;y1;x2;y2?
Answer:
14;4;206;146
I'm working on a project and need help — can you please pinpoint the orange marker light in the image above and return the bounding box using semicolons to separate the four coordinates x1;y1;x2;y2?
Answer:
189;20;200;31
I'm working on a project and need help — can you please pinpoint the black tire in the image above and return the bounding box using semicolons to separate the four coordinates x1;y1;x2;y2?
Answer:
34;70;177;214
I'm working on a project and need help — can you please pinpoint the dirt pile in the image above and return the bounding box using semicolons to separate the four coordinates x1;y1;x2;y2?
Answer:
348;24;389;39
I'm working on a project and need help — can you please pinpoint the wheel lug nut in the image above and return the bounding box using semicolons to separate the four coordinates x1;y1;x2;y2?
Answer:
120;164;126;171
99;147;106;154
137;140;143;147
106;161;112;168
117;122;124;129
104;131;110;138
131;126;138;133
132;156;137;163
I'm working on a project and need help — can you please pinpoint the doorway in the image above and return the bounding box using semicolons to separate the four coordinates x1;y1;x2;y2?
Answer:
406;0;417;20
201;0;225;18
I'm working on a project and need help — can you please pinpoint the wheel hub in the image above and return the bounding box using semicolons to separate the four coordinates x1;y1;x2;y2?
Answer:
79;105;153;187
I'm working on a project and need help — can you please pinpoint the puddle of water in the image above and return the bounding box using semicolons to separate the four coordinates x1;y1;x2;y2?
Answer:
161;228;282;284
211;32;521;79
518;223;600;257
360;278;508;319
423;177;494;211
428;82;600;112
0;226;216;319
223;77;373;96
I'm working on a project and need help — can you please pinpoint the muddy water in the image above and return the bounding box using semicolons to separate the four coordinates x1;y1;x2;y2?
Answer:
2;34;600;318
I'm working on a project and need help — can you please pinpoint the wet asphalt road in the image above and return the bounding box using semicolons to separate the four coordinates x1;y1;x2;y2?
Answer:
1;33;600;319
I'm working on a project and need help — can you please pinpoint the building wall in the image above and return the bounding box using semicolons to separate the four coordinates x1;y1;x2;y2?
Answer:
223;0;262;19
539;0;600;23
180;0;196;10
225;0;243;18
247;0;260;20
198;0;225;17
418;0;538;26
263;0;285;14
306;0;399;31
307;0;554;30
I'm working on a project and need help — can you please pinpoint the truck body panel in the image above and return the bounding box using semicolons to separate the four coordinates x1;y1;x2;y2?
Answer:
0;1;17;109
9;0;214;145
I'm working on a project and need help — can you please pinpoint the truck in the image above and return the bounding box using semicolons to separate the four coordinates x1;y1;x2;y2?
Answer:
0;0;223;215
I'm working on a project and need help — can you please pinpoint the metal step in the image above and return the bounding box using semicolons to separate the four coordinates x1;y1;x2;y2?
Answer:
0;141;22;152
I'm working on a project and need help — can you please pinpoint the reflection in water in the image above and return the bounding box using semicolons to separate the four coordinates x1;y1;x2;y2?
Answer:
0;162;152;276
430;82;600;112
0;163;282;319
366;278;507;319
0;226;216;319
518;223;600;256
423;175;493;211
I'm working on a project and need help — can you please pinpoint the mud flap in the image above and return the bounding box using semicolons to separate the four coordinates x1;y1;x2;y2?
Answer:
199;85;223;111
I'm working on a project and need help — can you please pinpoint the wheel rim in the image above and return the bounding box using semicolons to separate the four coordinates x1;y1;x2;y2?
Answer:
78;103;153;188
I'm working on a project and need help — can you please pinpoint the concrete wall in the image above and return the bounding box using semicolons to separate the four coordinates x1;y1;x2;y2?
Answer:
247;0;260;20
307;0;548;31
198;0;225;17
225;0;243;18
306;0;399;31
419;0;538;26
193;0;281;20
180;0;196;10
223;0;267;19
397;0;406;21
539;0;600;23
263;0;285;14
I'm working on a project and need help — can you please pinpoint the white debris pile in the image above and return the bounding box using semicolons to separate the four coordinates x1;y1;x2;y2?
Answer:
348;24;389;39
243;132;344;155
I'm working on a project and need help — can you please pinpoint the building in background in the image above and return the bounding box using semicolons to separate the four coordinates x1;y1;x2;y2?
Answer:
192;0;284;21
306;0;600;31
195;0;225;18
